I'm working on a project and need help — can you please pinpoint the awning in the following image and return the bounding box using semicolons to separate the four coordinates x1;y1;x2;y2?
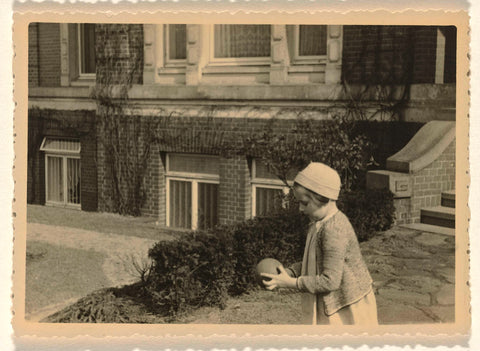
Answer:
40;137;81;154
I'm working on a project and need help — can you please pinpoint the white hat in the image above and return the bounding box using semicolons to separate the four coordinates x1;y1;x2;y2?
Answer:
294;162;341;200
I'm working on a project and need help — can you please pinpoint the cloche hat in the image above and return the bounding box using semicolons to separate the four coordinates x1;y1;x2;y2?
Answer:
294;162;341;200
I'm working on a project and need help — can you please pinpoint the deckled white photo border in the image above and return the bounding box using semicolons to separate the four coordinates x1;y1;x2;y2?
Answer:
5;1;478;350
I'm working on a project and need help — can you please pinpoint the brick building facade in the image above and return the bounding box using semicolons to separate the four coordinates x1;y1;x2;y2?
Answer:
27;23;457;230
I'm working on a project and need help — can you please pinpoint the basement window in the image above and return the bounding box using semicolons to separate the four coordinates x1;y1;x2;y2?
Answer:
40;138;81;208
166;153;219;230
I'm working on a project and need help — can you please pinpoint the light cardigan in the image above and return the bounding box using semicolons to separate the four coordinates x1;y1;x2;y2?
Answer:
288;210;373;316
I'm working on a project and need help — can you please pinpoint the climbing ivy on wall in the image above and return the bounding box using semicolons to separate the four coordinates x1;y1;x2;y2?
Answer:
93;24;154;216
341;25;417;121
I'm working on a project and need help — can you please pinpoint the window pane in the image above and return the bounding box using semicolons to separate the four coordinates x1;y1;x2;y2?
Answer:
80;24;96;74
169;154;219;176
255;187;284;216
198;182;218;230
168;24;187;60
169;180;192;228
214;25;271;58
47;156;63;203
299;25;327;56
67;158;81;205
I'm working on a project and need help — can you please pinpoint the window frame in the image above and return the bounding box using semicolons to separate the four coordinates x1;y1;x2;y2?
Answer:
164;24;187;67
43;153;81;209
251;160;291;217
209;24;272;66
165;153;220;230
292;25;328;65
77;24;96;79
41;137;82;209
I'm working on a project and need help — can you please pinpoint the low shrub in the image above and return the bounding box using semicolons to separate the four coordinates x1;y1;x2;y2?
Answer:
145;207;309;316
147;229;235;317
229;210;309;295
44;283;161;323
338;188;396;242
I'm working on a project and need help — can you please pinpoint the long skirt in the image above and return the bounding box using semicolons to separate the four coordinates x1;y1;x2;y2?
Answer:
302;290;378;325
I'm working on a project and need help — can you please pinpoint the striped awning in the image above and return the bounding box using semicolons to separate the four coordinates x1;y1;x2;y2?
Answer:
40;137;81;154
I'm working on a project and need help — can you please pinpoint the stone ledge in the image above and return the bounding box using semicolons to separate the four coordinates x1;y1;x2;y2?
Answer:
366;170;412;198
386;120;456;173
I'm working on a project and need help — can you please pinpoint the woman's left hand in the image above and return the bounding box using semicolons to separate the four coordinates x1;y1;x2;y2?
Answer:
261;265;297;290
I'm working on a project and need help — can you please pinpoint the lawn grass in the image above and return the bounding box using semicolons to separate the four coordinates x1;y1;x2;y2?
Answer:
176;289;303;324
25;240;110;316
27;204;178;241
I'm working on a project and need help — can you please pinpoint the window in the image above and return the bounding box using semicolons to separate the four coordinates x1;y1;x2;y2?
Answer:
251;160;291;217
166;154;219;230
212;25;271;64
40;138;81;208
165;24;187;65
293;25;327;64
78;24;96;76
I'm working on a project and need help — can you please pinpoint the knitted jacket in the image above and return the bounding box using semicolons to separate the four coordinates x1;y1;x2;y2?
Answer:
288;210;373;316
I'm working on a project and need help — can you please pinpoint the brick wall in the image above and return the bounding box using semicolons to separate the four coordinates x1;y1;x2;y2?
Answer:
95;114;423;228
37;23;61;87
411;26;437;83
28;23;39;87
142;143;162;218
80;131;98;211
342;25;441;84
95;24;143;85
218;156;251;225
27;109;97;210
394;140;455;225
442;26;457;84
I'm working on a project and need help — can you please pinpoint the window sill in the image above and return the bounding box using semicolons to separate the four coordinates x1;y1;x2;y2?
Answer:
288;65;326;73
70;76;96;87
203;65;270;75
158;66;186;75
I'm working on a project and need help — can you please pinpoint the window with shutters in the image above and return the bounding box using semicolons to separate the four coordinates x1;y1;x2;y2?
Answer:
165;154;220;230
40;138;81;208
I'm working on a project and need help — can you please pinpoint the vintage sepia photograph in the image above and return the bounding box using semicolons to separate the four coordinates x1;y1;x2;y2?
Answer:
13;11;470;341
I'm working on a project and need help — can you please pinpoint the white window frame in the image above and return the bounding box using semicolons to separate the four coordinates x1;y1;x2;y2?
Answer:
165;154;220;230
293;25;328;65
251;160;291;217
40;138;82;209
164;24;187;67
77;24;96;79
209;25;272;66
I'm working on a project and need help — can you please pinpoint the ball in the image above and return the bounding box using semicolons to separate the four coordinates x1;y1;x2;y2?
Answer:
255;258;282;287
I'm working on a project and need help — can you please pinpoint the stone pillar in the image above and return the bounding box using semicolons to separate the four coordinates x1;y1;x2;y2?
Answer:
325;25;343;84
186;24;201;85
270;25;290;85
143;24;156;84
59;23;70;86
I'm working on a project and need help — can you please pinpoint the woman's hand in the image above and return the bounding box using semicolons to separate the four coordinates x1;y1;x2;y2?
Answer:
261;265;297;290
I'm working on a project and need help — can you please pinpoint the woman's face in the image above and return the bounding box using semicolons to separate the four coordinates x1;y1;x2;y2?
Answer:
293;186;330;221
